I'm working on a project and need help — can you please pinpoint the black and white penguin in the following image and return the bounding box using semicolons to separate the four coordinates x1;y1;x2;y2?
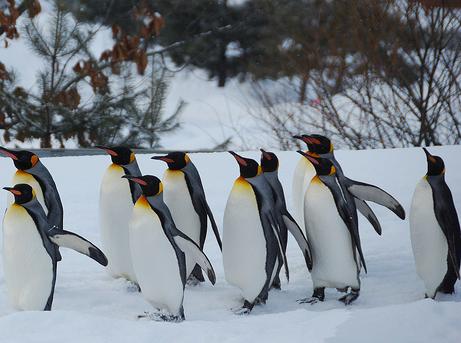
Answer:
97;146;142;283
124;175;216;321
296;152;365;305
260;149;312;290
0;147;63;229
152;152;221;284
223;151;287;314
410;148;461;299
293;134;405;236
2;183;107;311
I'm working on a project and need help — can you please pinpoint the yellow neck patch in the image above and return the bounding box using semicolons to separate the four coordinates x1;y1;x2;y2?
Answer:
129;152;136;163
329;143;334;153
135;195;150;209
329;166;336;176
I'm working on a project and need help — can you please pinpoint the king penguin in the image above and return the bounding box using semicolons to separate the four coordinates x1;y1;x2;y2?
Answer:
297;152;365;305
0;147;64;229
124;175;216;321
410;148;461;299
223;151;287;314
260;149;312;290
98;146;142;283
152;152;221;284
2;183;108;311
292;134;405;237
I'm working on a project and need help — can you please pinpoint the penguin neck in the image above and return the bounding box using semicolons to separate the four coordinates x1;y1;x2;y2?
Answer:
120;160;143;203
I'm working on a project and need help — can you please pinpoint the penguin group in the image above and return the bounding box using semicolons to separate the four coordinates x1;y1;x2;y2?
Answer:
0;134;459;321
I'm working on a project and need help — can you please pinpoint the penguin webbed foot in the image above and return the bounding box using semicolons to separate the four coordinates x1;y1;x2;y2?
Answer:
338;288;360;305
233;300;254;315
187;266;205;286
137;311;184;322
297;287;325;305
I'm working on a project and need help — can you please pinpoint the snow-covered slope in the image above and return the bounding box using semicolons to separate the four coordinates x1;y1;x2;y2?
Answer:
0;146;460;342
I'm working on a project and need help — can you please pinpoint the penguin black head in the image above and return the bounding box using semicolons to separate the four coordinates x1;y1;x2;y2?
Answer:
3;184;35;204
423;148;445;176
0;147;40;170
260;149;279;173
229;151;261;179
122;175;163;197
96;146;135;166
151;151;189;170
297;151;336;176
293;134;333;155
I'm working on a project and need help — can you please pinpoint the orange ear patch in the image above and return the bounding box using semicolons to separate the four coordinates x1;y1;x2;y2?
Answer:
31;155;39;167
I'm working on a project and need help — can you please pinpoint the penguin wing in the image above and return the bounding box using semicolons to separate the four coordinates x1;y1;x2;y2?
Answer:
346;179;406;219
326;180;367;273
432;181;461;279
183;164;222;250
354;198;382;235
47;227;108;266
173;233;216;285
282;211;313;271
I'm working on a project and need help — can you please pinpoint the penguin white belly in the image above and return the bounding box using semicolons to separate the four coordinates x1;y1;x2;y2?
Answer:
223;178;267;302
292;156;315;235
10;171;47;215
304;179;359;289
129;198;184;315
163;169;201;276
3;204;54;311
99;164;137;282
410;179;448;298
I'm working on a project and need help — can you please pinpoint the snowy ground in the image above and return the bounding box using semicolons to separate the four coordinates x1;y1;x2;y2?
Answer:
0;145;460;342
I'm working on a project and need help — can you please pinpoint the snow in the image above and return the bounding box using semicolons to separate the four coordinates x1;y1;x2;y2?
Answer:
0;145;460;342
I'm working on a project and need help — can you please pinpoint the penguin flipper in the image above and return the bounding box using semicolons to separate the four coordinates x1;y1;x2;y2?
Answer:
268;213;289;282
431;181;461;280
354;198;382;235
203;199;223;251
346;179;405;219
47;227;108;266
282;212;313;271
173;234;216;285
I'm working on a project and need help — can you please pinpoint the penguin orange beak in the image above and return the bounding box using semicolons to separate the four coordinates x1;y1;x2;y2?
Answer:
260;149;272;160
122;175;148;186
0;147;19;160
297;150;319;165
95;146;118;157
151;155;175;164
229;151;248;166
3;187;21;196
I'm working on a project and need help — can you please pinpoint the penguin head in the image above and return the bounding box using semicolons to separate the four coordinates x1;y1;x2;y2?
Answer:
297;151;336;176
96;146;135;166
3;184;35;204
260;149;279;173
423;148;445;176
0;147;40;170
122;175;163;196
229;151;262;178
293;134;333;154
151;152;190;170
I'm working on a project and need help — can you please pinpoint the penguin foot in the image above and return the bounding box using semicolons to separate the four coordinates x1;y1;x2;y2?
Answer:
336;287;348;293
233;300;254;315
338;289;360;305
186;275;203;286
137;311;184;322
126;281;141;293
297;287;325;304
296;297;322;305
